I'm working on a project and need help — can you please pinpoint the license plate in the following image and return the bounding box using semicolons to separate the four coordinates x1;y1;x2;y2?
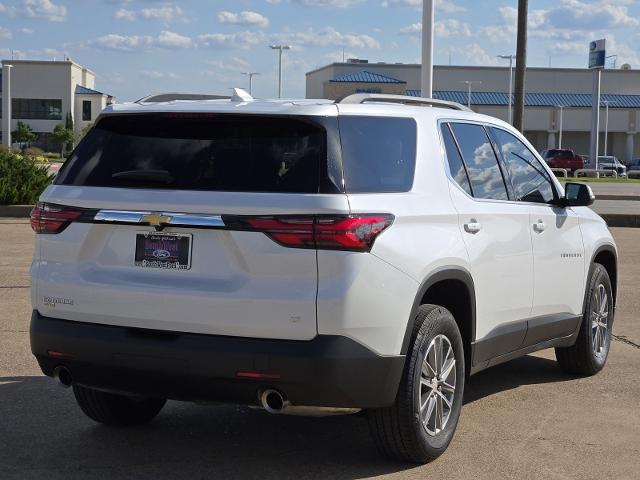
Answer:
134;232;192;270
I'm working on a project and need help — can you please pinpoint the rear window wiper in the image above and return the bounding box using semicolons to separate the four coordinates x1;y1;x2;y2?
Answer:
111;170;174;185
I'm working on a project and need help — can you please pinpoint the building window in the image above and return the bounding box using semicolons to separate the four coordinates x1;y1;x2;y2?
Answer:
12;98;62;120
82;100;91;121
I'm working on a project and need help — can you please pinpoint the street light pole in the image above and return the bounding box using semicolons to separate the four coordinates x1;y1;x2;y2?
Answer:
513;0;528;132
1;64;13;147
461;81;481;109
270;45;291;99
421;0;435;98
241;72;260;95
498;54;515;124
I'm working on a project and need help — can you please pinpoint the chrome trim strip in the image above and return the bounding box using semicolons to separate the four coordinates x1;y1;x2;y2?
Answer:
94;210;150;223
93;210;225;228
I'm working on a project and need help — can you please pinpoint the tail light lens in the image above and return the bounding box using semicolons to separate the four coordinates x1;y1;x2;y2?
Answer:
30;203;91;234
229;214;394;252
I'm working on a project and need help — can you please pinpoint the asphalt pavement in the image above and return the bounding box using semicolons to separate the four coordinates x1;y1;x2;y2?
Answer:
1;219;639;480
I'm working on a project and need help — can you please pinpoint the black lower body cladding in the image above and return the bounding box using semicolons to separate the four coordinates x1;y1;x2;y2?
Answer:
30;311;405;408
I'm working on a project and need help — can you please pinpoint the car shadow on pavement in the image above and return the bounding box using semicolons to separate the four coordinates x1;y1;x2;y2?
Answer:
464;354;579;405
0;356;578;480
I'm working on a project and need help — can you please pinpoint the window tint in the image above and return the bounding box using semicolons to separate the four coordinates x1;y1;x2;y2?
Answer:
449;123;508;200
82;100;91;121
490;127;556;204
12;98;62;120
339;116;416;193
56;114;329;193
441;123;472;195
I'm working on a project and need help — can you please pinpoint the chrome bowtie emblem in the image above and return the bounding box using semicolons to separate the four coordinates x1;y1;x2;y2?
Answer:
141;213;172;230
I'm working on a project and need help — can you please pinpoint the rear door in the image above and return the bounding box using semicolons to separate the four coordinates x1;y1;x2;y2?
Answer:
34;113;348;340
442;122;534;363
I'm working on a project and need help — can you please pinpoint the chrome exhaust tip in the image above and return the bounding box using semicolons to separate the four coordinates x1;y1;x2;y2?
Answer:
52;366;72;388
260;389;288;414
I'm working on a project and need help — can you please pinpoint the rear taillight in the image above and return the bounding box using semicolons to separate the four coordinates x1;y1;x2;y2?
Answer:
30;203;90;234
228;214;394;252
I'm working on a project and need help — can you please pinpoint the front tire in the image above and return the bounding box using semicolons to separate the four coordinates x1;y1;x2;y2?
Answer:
73;385;166;426
555;263;613;375
368;304;465;463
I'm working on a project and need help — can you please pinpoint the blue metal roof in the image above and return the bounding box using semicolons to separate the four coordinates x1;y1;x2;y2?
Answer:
331;70;406;84
406;89;640;108
75;85;111;96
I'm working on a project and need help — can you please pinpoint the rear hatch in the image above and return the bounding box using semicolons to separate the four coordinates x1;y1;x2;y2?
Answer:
32;112;351;340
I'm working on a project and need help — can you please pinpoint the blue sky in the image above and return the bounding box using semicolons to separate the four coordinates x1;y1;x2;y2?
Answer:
1;0;639;101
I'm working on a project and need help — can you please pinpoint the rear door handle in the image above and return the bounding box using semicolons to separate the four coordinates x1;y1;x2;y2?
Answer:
533;220;546;233
464;220;482;234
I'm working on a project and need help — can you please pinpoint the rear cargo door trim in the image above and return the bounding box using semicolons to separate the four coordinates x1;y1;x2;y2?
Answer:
94;210;225;229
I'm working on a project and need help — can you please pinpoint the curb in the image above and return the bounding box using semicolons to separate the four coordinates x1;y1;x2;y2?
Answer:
0;205;33;217
596;194;640;201
599;214;640;228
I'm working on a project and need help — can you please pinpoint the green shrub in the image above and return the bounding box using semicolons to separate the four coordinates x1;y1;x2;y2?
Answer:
23;147;46;159
0;151;54;205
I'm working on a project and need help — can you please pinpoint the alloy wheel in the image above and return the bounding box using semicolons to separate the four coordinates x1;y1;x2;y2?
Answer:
591;284;610;357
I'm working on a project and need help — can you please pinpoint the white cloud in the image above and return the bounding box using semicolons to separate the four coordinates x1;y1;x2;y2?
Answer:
20;27;33;34
141;70;178;79
140;5;187;22
91;34;154;52
401;19;471;38
292;0;364;7
198;30;267;49
382;0;465;13
23;0;66;22
218;10;270;28
274;27;380;49
156;30;192;48
0;26;11;38
114;8;135;21
450;43;499;66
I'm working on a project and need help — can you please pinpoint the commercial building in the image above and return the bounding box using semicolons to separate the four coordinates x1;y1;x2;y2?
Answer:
306;62;640;162
1;59;114;149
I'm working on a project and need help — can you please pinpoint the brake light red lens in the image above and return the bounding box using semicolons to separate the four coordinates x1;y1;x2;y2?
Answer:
239;214;393;252
30;203;84;234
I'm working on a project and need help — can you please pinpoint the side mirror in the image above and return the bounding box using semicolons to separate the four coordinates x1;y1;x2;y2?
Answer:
561;182;595;207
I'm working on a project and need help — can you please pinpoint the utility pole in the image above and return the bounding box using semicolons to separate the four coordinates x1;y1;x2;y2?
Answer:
498;54;515;124
602;100;615;156
1;64;13;147
421;0;434;98
269;45;291;99
556;105;566;149
513;0;528;132
241;72;260;95
461;81;481;109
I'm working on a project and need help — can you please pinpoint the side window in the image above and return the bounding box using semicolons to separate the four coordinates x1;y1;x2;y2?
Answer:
490;127;556;204
449;123;508;200
441;123;472;195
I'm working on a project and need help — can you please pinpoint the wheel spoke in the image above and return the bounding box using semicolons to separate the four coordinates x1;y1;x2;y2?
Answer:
437;390;452;409
421;394;436;425
422;357;437;379
435;394;443;432
441;380;455;394
599;286;607;316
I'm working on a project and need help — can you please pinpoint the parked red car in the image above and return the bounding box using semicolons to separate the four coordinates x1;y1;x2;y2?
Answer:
541;149;584;173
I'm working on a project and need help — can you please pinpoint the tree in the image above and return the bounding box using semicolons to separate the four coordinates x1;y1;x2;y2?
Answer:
51;123;75;158
65;111;75;151
12;121;36;150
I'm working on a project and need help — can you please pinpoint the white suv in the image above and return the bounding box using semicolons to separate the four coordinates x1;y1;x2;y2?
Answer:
29;91;617;463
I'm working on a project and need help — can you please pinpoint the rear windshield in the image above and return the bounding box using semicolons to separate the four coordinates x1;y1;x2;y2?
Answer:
55;114;330;193
339;116;416;193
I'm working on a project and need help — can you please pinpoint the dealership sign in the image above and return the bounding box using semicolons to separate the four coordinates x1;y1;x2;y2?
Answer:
589;39;606;69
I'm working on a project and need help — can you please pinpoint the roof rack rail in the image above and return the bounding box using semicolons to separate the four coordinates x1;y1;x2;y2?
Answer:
135;93;231;104
336;93;471;111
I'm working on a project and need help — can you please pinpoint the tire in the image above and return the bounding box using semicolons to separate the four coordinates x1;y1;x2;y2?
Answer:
73;385;166;426
555;263;614;376
367;304;465;463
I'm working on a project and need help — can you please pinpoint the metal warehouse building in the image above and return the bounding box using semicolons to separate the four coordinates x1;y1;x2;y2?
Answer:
306;62;640;162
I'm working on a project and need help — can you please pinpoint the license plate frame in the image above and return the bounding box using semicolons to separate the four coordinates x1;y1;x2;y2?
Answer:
134;231;192;270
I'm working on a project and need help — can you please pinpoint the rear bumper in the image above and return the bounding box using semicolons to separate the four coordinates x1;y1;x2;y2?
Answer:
30;311;405;408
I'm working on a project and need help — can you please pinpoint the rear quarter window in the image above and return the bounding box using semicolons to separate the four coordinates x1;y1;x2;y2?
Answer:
55;114;336;193
338;116;416;193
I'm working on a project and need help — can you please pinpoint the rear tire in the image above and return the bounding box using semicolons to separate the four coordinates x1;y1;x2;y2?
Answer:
367;304;465;463
555;263;613;376
73;385;166;426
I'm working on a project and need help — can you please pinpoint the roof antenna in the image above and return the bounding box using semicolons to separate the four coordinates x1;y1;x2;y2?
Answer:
231;88;253;102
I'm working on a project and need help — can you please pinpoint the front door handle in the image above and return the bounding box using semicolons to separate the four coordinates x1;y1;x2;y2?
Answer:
533;220;546;233
464;220;482;234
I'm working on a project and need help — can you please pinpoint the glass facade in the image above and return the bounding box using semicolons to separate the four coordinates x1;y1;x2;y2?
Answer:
11;98;62;120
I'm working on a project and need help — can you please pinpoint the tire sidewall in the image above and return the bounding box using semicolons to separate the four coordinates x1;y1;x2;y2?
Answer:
410;307;465;453
583;264;614;370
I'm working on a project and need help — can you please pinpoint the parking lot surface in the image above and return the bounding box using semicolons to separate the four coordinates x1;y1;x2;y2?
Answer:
1;219;639;480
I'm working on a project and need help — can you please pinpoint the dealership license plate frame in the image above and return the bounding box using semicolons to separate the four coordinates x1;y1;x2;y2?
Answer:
134;231;193;270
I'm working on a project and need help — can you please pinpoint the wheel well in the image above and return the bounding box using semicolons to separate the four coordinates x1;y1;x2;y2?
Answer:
594;249;617;305
421;279;474;378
